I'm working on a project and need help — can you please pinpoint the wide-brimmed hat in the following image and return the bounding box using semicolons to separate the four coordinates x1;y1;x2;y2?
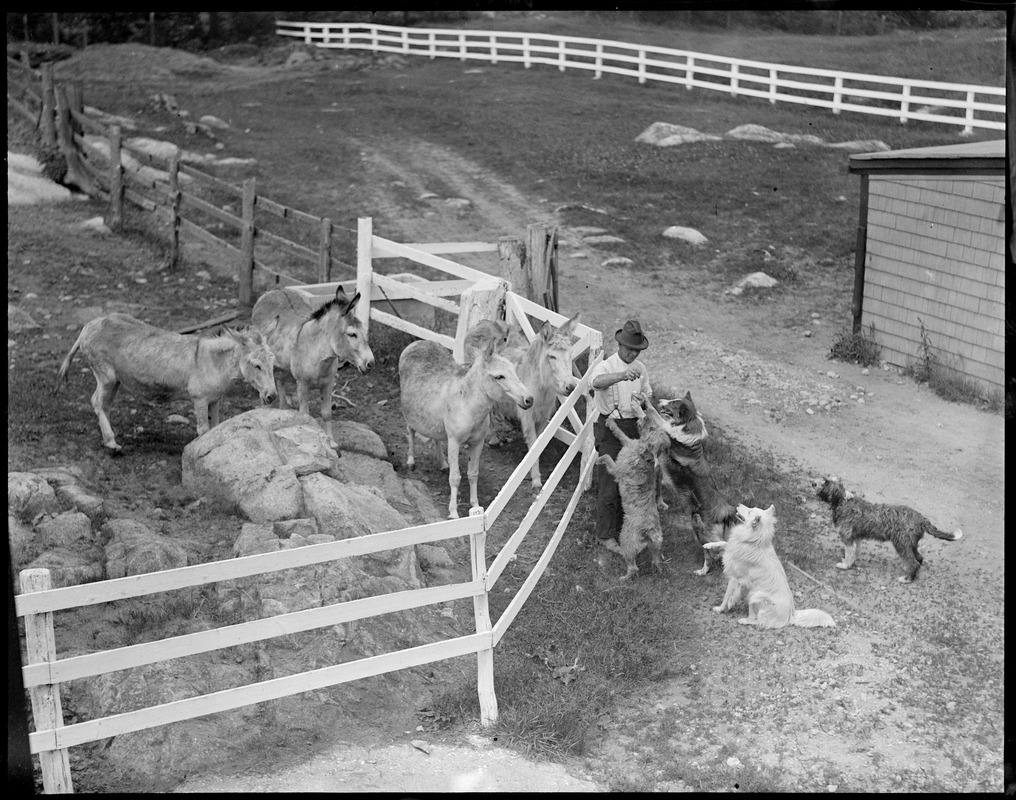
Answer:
615;319;649;351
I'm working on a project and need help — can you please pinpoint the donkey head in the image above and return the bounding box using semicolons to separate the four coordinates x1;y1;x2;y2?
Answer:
479;337;533;410
321;286;375;374
228;326;278;405
535;312;580;397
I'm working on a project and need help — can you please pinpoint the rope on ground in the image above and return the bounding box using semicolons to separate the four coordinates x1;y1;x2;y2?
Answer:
787;560;867;616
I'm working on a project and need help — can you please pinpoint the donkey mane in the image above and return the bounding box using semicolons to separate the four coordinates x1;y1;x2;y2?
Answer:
310;296;354;322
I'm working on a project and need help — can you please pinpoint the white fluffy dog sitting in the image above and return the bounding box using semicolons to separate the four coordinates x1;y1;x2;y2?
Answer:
705;504;835;629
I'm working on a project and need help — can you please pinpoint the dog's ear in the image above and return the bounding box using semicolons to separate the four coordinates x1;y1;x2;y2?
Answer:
766;505;775;514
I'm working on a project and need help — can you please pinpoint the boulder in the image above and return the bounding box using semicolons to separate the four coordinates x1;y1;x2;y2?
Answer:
332;420;388;460
103;519;188;578
300;473;408;540
23;547;105;588
8;514;34;568
55;482;106;523
727;271;780;296
635;122;722;146
8;472;60;522
36;511;93;550
662;226;708;246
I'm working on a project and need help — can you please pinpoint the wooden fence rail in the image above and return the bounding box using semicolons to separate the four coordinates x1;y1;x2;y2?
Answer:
276;20;1006;135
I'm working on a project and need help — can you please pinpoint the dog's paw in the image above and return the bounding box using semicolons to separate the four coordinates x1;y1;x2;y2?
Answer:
737;617;756;626
711;605;725;613
693;564;712;576
835;561;851;570
702;541;726;551
898;575;914;584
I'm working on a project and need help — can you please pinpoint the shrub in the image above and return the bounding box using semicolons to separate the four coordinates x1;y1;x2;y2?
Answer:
828;323;882;367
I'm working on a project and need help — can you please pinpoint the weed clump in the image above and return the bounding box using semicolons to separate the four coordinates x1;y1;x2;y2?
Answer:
828;322;882;367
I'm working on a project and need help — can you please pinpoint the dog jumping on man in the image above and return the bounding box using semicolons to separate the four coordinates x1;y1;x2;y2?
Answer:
596;396;673;581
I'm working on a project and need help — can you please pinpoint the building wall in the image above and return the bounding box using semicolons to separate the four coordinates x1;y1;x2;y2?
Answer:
861;175;1004;395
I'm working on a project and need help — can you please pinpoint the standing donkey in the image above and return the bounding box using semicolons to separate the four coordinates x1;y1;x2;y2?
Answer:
57;313;278;453
399;336;534;519
464;313;580;490
251;285;374;448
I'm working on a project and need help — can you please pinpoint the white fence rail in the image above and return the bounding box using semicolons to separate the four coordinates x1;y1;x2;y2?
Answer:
17;219;605;793
276;21;1005;135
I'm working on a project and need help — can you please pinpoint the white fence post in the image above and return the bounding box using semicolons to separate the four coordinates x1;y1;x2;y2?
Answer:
428;31;435;59
371;27;378;53
459;32;467;61
900;83;911;124
962;90;975;135
770;68;779;104
730;62;739;97
594;43;603;79
559;39;566;71
523;36;531;69
638;49;646;84
402;29;409;53
832;75;843;114
685;55;694;89
356;217;374;341
20;568;74;794
470;507;498;727
490;34;497;64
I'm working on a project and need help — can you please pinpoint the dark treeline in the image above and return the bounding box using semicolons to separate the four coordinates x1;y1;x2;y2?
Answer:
6;9;1006;50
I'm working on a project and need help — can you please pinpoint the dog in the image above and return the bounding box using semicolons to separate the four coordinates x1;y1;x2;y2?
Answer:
705;504;836;629
647;392;739;575
813;477;963;583
596;402;673;581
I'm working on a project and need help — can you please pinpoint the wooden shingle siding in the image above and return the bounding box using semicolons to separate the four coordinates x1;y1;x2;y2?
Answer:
861;175;1004;394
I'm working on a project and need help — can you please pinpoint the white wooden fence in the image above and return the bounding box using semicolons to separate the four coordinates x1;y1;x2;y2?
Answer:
276;20;1005;135
16;219;604;793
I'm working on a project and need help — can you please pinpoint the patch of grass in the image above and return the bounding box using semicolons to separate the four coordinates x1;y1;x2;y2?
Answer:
902;317;1000;411
829;322;883;367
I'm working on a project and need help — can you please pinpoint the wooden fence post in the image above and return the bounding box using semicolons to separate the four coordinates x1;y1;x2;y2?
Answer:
453;276;508;364
53;84;97;196
40;63;56;147
356;217;374;340
470;507;498;727
168;151;182;269
106;125;123;231
318;217;333;283
525;223;559;312
239;178;256;306
497;236;528;300
20;568;74;794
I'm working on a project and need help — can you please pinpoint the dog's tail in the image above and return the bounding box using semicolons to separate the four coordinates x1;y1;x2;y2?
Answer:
791;609;836;628
926;524;963;542
56;329;85;392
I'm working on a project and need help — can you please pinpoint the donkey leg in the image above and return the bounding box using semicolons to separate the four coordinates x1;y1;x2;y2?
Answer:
446;438;462;519
465;436;485;514
192;398;212;436
523;417;543;492
207;398;221;429
319;372;339;451
405;424;416;471
91;373;122;453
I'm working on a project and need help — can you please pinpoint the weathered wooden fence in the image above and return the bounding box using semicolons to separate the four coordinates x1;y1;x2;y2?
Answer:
276;20;1006;135
10;47;607;795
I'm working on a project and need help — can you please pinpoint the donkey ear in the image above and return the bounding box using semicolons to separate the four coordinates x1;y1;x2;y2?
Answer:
560;312;580;335
344;291;361;314
684;391;692;401
539;319;554;341
483;336;498;359
334;285;348;301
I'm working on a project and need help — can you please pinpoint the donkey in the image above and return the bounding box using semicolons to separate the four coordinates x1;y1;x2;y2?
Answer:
399;336;534;519
251;285;374;447
57;313;278;453
464;313;581;490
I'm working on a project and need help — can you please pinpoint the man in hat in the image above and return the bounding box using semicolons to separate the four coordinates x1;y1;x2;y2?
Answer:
589;319;654;547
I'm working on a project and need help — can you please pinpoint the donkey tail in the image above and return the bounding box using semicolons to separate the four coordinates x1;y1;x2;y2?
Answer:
56;331;84;391
791;609;836;628
927;525;963;542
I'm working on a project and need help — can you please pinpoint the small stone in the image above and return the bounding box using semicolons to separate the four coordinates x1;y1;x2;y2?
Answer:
806;408;815;415
803;330;812;338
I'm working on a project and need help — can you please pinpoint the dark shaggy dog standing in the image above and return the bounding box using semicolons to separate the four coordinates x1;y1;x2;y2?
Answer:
814;477;963;583
653;392;739;575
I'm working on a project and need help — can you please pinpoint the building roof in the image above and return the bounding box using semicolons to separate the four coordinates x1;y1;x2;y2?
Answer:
848;139;1005;175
